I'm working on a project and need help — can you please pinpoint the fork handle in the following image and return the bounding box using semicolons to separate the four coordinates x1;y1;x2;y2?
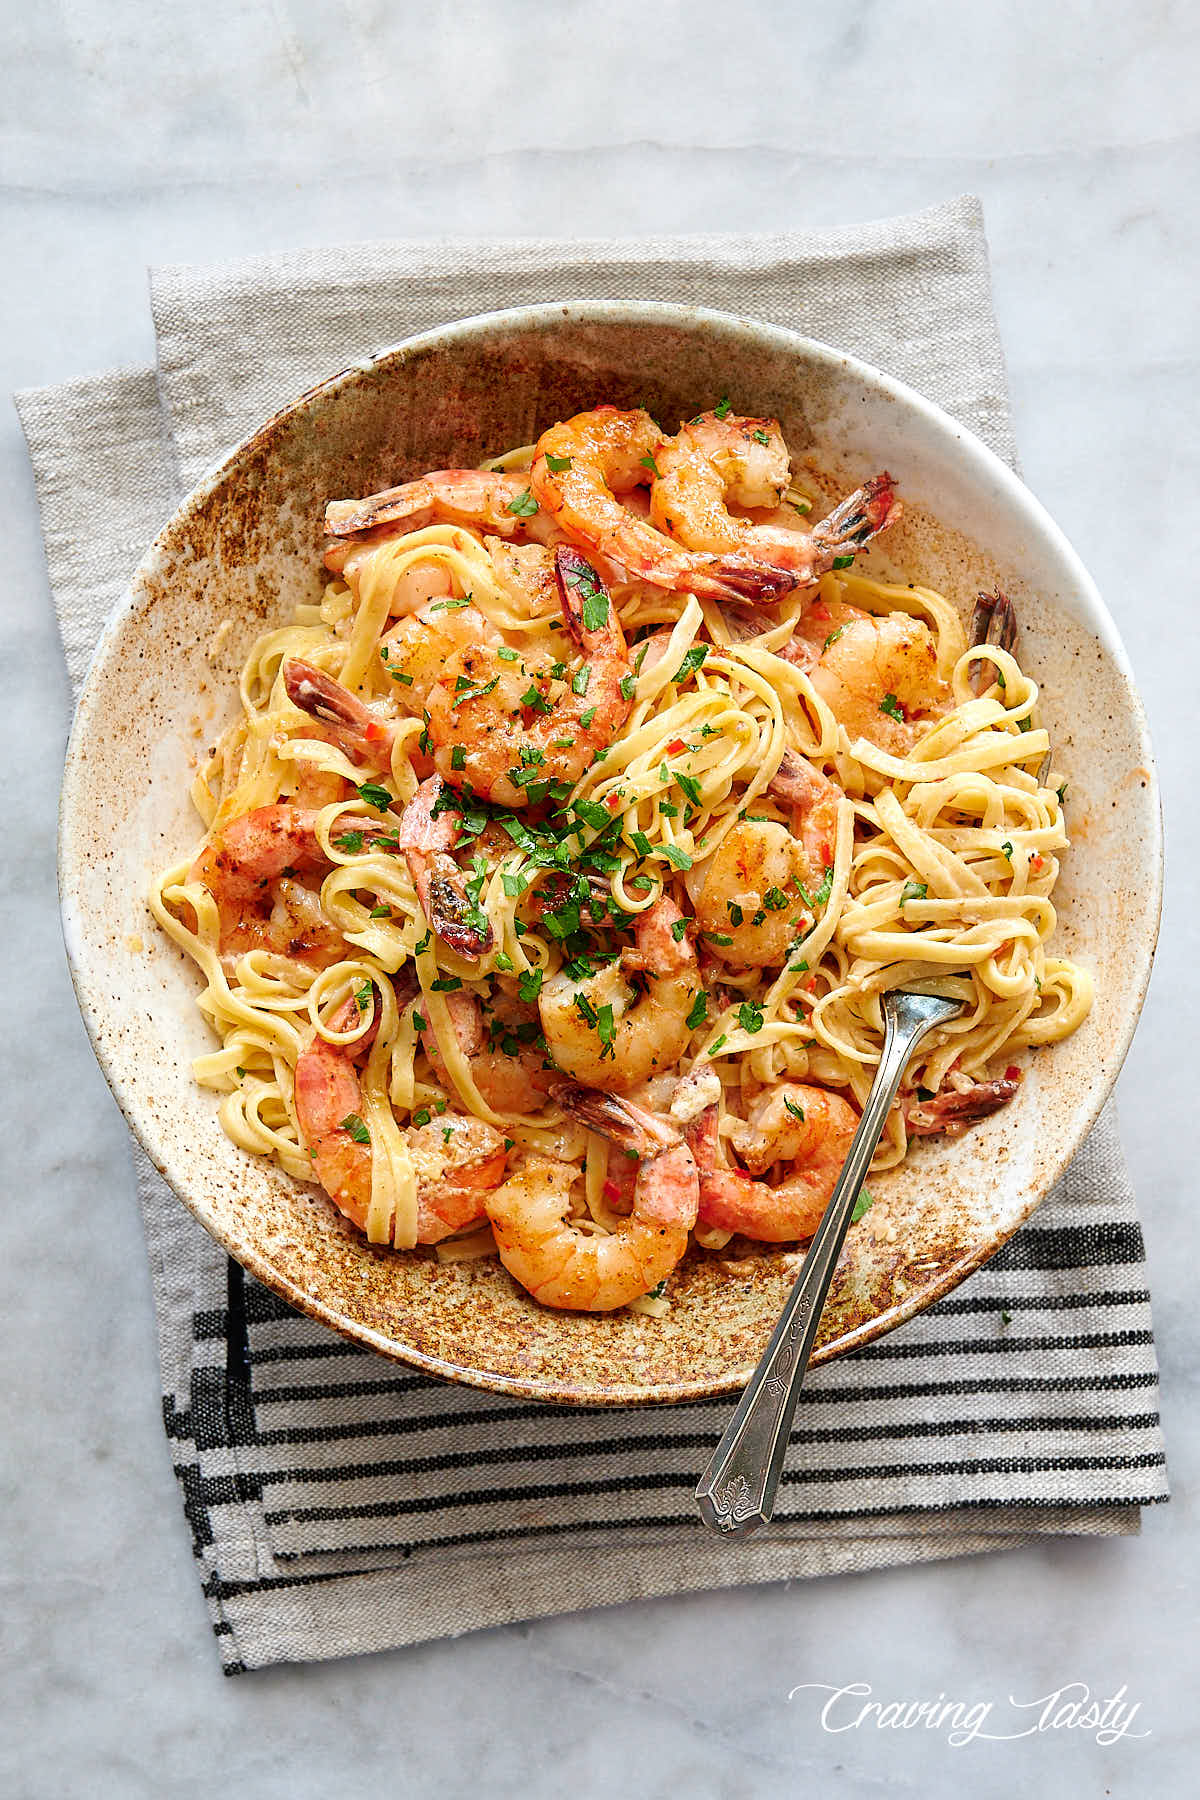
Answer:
694;996;950;1535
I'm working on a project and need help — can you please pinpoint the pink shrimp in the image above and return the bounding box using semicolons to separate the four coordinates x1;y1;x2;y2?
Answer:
293;994;509;1245
650;410;900;584
686;1085;859;1242
530;406;796;602
485;1085;698;1310
395;775;493;960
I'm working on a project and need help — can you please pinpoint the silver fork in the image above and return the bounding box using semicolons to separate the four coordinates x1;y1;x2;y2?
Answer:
695;988;965;1535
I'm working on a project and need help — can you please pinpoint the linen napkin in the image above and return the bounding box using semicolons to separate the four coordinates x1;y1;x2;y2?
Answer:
20;196;1167;1674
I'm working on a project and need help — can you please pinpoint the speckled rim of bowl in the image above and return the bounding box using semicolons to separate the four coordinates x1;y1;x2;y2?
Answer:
58;301;1163;1404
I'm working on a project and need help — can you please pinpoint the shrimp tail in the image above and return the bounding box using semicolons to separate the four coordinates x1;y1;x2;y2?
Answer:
553;546;615;648
905;1073;1021;1137
809;472;900;562
968;589;1018;694
549;1080;682;1157
283;658;395;769
705;558;800;602
396;776;493;959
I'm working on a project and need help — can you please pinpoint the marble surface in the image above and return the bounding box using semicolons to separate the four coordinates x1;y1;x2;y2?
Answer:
2;2;1196;1793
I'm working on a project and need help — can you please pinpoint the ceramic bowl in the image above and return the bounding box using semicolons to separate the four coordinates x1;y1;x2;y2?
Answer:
59;302;1161;1403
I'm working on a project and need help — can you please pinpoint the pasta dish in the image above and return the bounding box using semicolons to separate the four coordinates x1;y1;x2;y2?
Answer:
150;404;1092;1314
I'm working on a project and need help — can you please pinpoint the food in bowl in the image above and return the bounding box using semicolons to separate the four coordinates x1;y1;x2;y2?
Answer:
149;403;1093;1314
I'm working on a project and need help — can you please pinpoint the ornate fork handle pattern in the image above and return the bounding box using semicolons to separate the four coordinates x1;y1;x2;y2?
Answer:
695;989;965;1536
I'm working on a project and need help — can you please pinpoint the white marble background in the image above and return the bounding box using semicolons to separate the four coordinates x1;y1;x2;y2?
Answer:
2;2;1196;1794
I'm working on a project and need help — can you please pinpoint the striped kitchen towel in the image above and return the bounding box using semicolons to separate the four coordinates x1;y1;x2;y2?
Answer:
21;195;1167;1673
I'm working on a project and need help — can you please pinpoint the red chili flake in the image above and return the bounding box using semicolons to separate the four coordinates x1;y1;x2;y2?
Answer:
604;792;622;812
602;1179;623;1203
1030;853;1045;872
666;738;686;755
1005;1064;1021;1082
365;722;385;743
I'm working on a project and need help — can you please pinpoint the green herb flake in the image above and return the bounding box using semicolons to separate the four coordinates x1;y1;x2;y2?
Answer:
505;488;539;518
663;845;692;871
783;1094;806;1123
850;1189;874;1224
672;644;708;684
517;967;544;1002
411;1107;431;1128
900;879;928;906
823;625;846;650
671;917;689;942
235;1066;247;1079
787;496;813;515
392;670;414;686
686;992;708;1031
431;976;463;992
572;665;592;697
751;428;770;446
619;673;636;700
369;903;391;919
429;596;470;612
451;745;466;771
356;781;392;811
714;396;732;420
763;885;788;912
879;692;905;722
1001;1309;1013;1326
494;951;514;972
582;592;610;633
340;1113;370;1145
579;705;598;729
497;646;519;662
738;1001;765;1035
354;981;373;1013
1001;841;1014;861
832;554;856;571
707;1033;728;1056
639;453;662;479
544;453;572;474
412;1011;428;1033
333;830;365;853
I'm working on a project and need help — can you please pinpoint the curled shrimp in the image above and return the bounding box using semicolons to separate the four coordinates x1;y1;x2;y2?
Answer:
686;1085;859;1242
293;994;509;1244
684;752;839;969
485;1085;698;1310
189;803;384;967
538;894;701;1092
416;985;555;1114
785;606;950;755
396;776;493;959
530;406;796;602
650;411;899;583
424;546;634;806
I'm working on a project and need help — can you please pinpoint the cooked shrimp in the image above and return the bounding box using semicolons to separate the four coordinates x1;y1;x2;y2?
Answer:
377;598;497;712
538;894;701;1092
322;533;459;617
686;1085;858;1242
905;1070;1021;1137
294;995;509;1244
189;802;378;966
325;469;547;544
396;776;492;959
416;985;555;1114
799;609;950;755
424;546;634;806
684;753;838;969
485;1086;698;1310
483;536;559;620
284;658;407;771
530;406;796;602
650;411;900;583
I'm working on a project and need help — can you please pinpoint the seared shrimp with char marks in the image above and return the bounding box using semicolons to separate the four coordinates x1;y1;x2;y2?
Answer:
485;1084;698;1310
423;547;634;806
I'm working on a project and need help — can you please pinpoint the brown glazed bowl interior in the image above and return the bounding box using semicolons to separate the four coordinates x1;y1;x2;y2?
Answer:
59;303;1161;1403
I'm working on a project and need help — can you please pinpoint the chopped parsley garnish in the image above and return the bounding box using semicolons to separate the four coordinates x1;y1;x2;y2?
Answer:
356;781;392;811
707;1033;728;1055
787;955;809;973
738;1001;764;1034
391;670;414;686
1001;841;1014;860
639;452;662;479
340;1113;370;1145
685;992;708;1030
518;684;553;715
451;745;466;770
751;428;770;446
596;1003;616;1057
494;951;514;972
646;1280;667;1300
429;596;470;612
879;692;905;722
783;1094;806;1123
579;705;597;729
1056;782;1068;804
497;646;519;662
900;880;928;906
850;1189;874;1224
787;496;813;515
545;453;572;473
728;902;744;927
763;885;788;911
630;830;654;859
832;554;856;571
573;798;611;832
823;625;845;650
413;931;432;954
517;967;544;1002
671;917;689;941
369;904;391;919
333;830;364;853
675;772;702;807
662;844;692;870
412;1011;427;1033
714;396;732;420
431;976;463;992
619;673;636;700
672;644;708;684
572;665;592;696
235;1066;247;1079
452;675;499;710
581;591;610;633
354;981;373;1013
1000;1309;1013;1326
411;1107;431;1128
505;488;539;518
